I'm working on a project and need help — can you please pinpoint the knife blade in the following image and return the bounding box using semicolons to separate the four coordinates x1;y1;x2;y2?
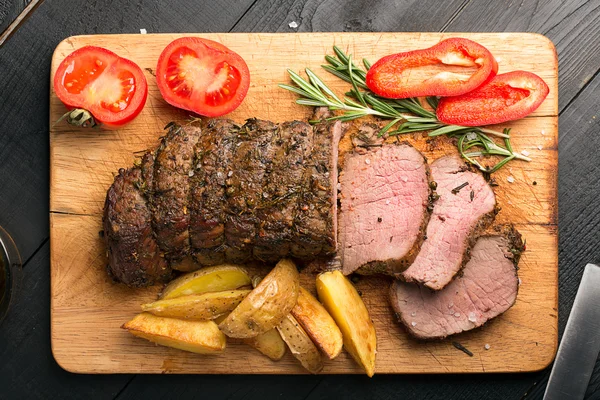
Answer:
544;263;600;400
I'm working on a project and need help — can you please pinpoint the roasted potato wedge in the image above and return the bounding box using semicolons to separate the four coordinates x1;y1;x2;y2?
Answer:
142;290;250;320
160;264;251;299
122;312;226;354
277;314;324;374
316;271;377;377
219;259;300;338
243;328;287;361
291;287;343;360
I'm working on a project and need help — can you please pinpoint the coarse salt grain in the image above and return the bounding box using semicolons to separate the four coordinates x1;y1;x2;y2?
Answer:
365;158;371;165
518;278;522;285
188;170;194;177
541;129;545;135
454;312;461;317
385;199;391;205
521;150;530;157
448;302;454;309
288;21;299;28
507;176;515;183
484;344;491;350
411;321;417;327
411;311;416;317
140;28;147;34
537;145;543;150
468;312;476;323
227;170;233;177
337;183;342;191
401;176;408;182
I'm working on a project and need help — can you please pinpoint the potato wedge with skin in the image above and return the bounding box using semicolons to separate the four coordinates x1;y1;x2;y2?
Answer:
160;264;251;299
277;314;323;374
122;312;226;354
219;259;300;338
142;290;250;320
291;287;343;360
316;271;377;377
243;329;287;361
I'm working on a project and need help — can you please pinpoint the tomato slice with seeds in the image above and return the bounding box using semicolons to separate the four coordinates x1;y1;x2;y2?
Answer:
156;37;250;117
436;71;550;126
53;46;148;128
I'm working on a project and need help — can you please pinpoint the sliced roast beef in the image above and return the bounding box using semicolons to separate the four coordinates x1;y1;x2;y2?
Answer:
338;143;430;275
253;120;314;262
189;119;239;266
290;120;341;258
402;155;496;290
150;123;201;262
390;225;523;339
103;160;171;287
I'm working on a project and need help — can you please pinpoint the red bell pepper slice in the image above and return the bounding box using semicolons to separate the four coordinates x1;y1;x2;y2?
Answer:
365;38;498;98
436;71;550;126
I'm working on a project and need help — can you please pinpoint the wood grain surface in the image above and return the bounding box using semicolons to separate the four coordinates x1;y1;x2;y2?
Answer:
49;32;558;374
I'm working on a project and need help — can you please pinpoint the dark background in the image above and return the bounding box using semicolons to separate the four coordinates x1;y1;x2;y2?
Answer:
1;0;599;398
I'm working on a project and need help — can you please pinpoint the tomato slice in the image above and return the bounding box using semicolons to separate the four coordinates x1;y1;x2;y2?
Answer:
53;46;148;128
365;38;498;98
156;37;250;117
436;71;550;126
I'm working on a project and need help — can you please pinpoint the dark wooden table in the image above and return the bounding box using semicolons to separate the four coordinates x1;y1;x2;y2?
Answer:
1;0;599;398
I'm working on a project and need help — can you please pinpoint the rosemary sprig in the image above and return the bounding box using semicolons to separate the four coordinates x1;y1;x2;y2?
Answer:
279;46;531;174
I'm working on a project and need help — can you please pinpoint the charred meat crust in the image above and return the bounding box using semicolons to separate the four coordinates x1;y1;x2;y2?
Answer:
103;163;171;287
223;118;279;263
189;119;239;266
150;123;201;261
253;120;314;262
291;120;340;258
105;118;341;286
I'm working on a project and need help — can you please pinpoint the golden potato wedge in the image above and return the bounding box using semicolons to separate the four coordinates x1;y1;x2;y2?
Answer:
219;259;300;338
316;271;377;377
277;314;323;374
291;287;343;360
122;312;226;354
142;290;251;320
243;329;287;361
160;264;251;299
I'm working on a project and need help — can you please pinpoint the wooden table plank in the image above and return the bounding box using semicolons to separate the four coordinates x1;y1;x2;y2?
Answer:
0;242;133;399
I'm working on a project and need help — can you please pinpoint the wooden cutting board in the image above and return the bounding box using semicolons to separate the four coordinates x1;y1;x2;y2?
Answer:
49;32;558;374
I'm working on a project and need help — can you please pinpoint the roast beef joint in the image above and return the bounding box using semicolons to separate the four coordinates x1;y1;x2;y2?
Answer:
103;116;523;340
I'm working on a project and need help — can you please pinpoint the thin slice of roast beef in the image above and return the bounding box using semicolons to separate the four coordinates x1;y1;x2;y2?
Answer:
103;158;171;287
150;123;201;262
402;155;496;290
390;225;523;339
338;143;430;275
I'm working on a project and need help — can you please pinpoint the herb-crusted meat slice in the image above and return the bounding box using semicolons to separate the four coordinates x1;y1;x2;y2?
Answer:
224;119;278;263
253;120;313;262
402;155;496;290
189;119;239;266
291;120;341;258
103;160;171;288
151;124;201;261
390;225;523;339
339;143;431;275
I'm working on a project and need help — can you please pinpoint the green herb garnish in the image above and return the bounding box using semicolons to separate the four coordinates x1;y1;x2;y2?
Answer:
279;46;531;174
